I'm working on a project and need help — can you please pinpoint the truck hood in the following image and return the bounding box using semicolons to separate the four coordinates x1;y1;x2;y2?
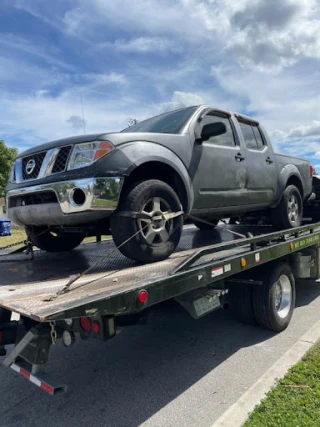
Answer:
18;132;189;158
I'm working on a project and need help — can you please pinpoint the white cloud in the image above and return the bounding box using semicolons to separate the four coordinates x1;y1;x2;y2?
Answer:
155;91;205;114
113;37;181;53
83;72;127;86
2;0;320;163
286;121;320;139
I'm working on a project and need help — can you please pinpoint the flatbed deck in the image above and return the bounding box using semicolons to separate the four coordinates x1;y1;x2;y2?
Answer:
0;226;242;320
1;223;320;322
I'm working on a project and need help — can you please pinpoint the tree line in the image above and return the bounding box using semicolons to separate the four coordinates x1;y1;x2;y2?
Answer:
0;141;18;198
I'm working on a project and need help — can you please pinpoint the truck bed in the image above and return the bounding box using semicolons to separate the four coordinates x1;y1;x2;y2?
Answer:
0;226;246;321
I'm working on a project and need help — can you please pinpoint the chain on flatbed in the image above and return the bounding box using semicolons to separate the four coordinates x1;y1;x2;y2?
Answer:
0;228;51;263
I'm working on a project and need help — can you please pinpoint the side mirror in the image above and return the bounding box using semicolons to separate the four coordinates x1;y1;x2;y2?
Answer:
201;122;227;141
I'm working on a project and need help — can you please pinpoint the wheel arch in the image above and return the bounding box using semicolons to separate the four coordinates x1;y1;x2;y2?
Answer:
286;174;304;198
122;160;191;212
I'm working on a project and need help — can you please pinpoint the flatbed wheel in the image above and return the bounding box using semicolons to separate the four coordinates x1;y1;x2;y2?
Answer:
252;262;295;332
229;283;257;326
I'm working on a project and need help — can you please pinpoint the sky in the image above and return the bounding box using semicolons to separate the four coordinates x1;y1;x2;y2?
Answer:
0;0;320;169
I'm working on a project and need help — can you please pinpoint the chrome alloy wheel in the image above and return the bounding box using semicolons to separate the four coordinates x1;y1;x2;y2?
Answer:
138;197;173;245
287;194;299;224
274;274;292;319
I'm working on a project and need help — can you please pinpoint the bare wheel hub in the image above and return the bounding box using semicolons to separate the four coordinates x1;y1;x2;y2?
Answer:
287;195;299;223
274;275;292;319
138;197;173;245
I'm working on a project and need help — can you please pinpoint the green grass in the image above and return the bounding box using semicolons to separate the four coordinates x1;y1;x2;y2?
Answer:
0;227;27;247
244;341;320;427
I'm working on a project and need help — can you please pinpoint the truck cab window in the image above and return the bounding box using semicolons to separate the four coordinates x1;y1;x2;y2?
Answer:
252;126;265;149
239;122;257;149
200;114;235;147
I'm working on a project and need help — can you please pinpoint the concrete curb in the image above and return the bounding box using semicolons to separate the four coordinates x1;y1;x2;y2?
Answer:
211;320;320;427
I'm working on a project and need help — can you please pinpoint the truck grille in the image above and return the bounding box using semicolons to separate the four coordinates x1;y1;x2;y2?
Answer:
52;146;72;174
22;152;47;180
20;146;72;181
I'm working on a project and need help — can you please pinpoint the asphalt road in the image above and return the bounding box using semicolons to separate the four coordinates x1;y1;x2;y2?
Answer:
1;278;320;427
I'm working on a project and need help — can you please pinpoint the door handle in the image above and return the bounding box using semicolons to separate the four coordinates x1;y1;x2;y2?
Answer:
266;157;273;164
235;153;245;162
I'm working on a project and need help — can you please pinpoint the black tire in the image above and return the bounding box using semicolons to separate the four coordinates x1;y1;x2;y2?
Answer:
111;179;183;263
229;283;257;326
29;228;85;252
272;185;303;229
194;218;219;230
252;262;295;332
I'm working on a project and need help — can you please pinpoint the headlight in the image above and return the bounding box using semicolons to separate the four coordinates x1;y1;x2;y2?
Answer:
68;141;114;170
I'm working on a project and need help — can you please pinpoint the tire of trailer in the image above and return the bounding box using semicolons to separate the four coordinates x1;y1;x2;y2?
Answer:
252;262;296;332
272;185;303;229
229;283;257;326
194;218;219;230
111;179;183;263
29;228;85;252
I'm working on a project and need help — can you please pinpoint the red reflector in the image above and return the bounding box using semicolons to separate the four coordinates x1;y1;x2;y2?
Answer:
40;382;55;395
20;368;30;380
80;317;91;332
138;290;148;303
0;331;2;343
310;165;315;177
91;321;100;333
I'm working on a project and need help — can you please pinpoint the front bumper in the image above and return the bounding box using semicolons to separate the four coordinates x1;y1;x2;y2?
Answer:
6;177;124;226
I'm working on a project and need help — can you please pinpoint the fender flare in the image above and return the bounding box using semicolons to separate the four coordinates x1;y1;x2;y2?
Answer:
120;141;194;212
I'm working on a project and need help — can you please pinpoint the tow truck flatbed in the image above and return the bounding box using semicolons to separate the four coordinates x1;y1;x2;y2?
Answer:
1;223;319;321
1;222;320;394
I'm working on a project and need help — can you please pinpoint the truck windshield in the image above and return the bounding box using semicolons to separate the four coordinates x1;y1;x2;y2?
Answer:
121;106;198;134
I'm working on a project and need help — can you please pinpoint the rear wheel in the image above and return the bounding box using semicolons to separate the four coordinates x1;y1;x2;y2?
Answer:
29;227;85;252
252;262;295;332
111;179;183;263
229;283;257;326
272;185;303;229
194;218;219;230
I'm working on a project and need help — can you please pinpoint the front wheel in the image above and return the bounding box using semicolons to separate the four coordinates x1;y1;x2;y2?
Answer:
111;179;183;263
272;185;303;229
28;227;85;252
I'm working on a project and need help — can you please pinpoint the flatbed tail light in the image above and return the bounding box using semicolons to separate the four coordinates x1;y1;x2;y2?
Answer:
91;321;100;333
80;316;91;332
138;290;148;303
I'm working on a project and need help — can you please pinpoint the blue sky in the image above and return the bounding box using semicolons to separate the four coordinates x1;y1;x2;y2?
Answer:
1;0;320;169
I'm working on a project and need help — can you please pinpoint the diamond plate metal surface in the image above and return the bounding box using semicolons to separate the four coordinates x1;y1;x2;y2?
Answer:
0;227;242;320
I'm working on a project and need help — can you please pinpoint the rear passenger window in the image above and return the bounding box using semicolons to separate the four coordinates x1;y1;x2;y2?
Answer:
239;122;257;149
252;126;265;149
239;121;265;150
200;114;236;147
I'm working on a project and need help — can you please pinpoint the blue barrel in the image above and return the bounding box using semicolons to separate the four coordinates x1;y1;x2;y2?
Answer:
0;218;11;236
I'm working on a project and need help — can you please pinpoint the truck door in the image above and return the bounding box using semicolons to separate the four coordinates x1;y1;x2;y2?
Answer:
191;111;249;210
236;119;277;205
